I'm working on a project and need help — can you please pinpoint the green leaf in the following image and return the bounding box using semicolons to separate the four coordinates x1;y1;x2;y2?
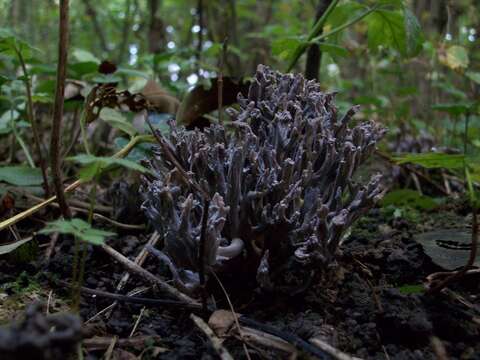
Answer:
67;153;149;180
403;8;424;57
465;71;480;85
382;189;439;210
116;67;150;79
271;37;306;60
0;74;9;86
367;8;423;57
432;102;473;116
0;166;45;186
317;42;349;57
393;153;464;169
99;108;137;137
69;61;99;78
77;162;102;181
397;284;424;295
0;237;33;255
0;28;39;60
72;49;100;64
0;110;18;134
40;218;114;245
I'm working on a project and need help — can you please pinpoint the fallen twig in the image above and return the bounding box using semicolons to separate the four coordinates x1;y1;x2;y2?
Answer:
309;337;363;360
104;232;160;318
429;336;449;360
100;242;200;306
190;313;234;360
238;316;331;359
74;283;201;309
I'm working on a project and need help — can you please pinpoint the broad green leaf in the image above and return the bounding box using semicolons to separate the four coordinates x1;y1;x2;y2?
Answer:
367;8;422;57
403;8;423;57
87;74;122;84
393;153;464;169
0;74;9;86
0;110;18;134
116;67;150;79
99;108;137;137
77;162;102;181
465;71;480;85
382;189;439;210
0;28;39;60
325;2;364;32
318;43;349;57
0;237;33;255
67;153;149;180
69;61;99;78
72;49;100;64
432;102;473;116
40;218;114;245
271;37;306;60
0;166;45;186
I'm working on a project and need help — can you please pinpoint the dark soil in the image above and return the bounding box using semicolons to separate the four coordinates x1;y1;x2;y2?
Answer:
1;204;479;359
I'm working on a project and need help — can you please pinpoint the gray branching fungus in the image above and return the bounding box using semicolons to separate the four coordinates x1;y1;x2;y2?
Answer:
142;65;386;295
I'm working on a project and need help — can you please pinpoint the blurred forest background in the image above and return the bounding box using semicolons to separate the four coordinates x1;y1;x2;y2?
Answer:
1;0;478;146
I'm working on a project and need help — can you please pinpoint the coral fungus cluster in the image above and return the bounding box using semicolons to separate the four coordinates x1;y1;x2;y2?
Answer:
142;65;386;293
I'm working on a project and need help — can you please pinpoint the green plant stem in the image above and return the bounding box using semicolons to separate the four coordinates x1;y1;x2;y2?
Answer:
464;112;470;155
73;181;98;311
310;5;378;44
9;107;35;168
14;45;51;196
286;0;340;72
80;111;92;155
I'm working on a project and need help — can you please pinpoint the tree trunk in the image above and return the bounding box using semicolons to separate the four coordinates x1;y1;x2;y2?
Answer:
82;0;109;54
147;0;166;54
305;0;333;81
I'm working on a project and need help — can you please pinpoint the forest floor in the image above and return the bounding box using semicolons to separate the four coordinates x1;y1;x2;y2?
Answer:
1;194;479;360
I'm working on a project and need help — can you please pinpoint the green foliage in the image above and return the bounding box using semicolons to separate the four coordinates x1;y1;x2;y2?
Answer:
0;27;39;60
40;218;114;245
432;103;474;116
366;8;423;57
0;237;33;255
67;153;150;181
382;189;440;210
397;284;424;295
99;108;137;137
393;153;465;169
0;166;45;186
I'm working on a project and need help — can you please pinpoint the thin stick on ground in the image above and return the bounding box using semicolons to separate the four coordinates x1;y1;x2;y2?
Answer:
100;242;200;306
50;0;72;219
103;232;161;318
190;313;234;360
238;316;330;360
